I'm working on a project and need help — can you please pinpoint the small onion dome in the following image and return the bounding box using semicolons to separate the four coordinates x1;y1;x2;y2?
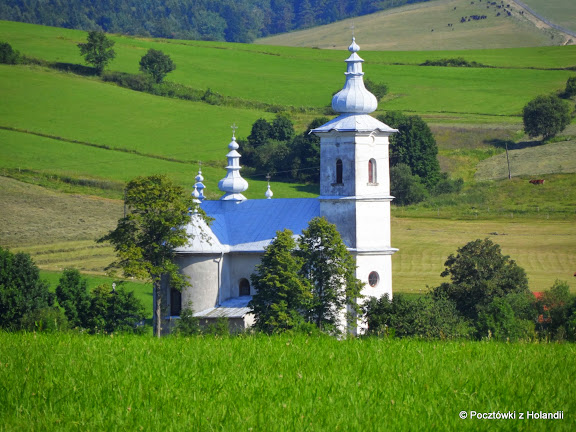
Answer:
331;37;378;114
265;183;273;199
193;168;205;201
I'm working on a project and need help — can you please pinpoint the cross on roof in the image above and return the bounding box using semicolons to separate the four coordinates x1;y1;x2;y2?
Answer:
231;123;238;138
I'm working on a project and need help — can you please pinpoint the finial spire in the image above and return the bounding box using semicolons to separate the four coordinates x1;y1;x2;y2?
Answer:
218;127;248;201
331;37;377;114
265;173;273;199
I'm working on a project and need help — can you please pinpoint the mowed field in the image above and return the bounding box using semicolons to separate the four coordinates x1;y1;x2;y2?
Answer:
1;333;575;431
256;0;575;50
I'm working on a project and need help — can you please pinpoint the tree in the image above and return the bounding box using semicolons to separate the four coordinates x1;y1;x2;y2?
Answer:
298;217;363;333
87;284;146;333
0;247;54;329
98;175;209;337
522;94;571;140
139;49;176;84
77;31;116;74
432;238;529;320
56;268;91;328
0;41;20;64
378;112;441;189
249;229;312;333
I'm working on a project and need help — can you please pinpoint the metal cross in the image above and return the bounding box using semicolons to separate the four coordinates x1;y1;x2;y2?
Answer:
231;122;238;138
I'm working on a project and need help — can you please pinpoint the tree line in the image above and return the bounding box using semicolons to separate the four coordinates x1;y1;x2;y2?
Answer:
0;0;432;43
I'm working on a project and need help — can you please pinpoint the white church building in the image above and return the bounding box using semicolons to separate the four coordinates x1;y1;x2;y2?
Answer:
159;38;398;333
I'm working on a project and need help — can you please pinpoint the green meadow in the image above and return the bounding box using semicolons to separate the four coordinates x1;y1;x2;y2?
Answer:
0;333;574;431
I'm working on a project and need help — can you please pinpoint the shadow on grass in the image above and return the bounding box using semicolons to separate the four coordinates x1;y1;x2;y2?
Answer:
486;138;543;151
51;62;98;76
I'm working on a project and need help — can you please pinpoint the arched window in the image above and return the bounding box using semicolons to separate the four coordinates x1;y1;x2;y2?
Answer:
336;159;343;184
239;278;251;296
368;159;377;184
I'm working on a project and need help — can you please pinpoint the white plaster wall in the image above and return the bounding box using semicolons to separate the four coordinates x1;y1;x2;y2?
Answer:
177;254;221;313
320;199;356;247
221;253;262;299
355;200;392;249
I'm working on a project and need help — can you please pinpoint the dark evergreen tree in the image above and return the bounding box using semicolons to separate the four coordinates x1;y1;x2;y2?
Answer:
390;163;429;205
249;229;312;333
298;217;363;333
0;41;20;64
0;247;54;329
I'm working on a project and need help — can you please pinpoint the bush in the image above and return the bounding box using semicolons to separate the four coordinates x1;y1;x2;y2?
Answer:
432;173;464;196
0;41;20;64
476;296;535;341
535;280;576;341
364;78;388;101
364;293;472;339
102;71;153;92
561;76;576;99
174;305;201;336
20;307;69;333
390;164;429;205
87;284;146;334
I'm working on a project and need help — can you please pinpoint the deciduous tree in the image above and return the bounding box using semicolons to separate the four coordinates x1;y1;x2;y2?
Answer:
378;111;440;189
139;49;176;83
522;94;571;140
98;175;209;337
77;31;116;75
432;238;529;320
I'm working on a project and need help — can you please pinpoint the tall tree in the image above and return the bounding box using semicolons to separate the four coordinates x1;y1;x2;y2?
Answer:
522;94;571;141
249;229;312;333
77;31;116;75
298;217;363;333
98;174;210;337
139;49;176;83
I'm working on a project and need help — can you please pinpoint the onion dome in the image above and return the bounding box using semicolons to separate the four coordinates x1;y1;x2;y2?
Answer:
331;37;378;114
265;183;273;199
218;129;248;201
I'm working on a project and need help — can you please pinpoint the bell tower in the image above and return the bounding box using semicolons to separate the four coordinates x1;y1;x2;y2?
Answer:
311;38;398;304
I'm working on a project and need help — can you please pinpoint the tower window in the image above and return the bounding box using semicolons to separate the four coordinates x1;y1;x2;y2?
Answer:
368;159;377;184
239;278;251;296
368;271;380;287
336;159;343;184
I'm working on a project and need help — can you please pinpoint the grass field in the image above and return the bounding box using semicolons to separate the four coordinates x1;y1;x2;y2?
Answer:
0;333;574;431
256;0;575;51
519;0;576;33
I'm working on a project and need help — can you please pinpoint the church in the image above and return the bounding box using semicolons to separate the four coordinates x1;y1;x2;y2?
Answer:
159;38;398;333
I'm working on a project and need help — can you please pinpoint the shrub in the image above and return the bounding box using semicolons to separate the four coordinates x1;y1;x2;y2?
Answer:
0;41;20;64
390;164;429;205
20;307;69;333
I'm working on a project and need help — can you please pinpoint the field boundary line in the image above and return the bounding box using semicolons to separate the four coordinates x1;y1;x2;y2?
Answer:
0;125;199;165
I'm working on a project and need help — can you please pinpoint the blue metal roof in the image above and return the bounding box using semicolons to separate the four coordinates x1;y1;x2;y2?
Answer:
176;198;320;253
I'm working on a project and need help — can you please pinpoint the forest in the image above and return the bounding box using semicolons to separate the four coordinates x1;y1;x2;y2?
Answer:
0;0;431;42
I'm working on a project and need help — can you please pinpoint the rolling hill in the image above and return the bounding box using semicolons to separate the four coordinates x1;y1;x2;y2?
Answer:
256;0;576;51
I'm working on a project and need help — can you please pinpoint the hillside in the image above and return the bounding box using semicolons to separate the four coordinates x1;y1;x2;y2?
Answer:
256;0;576;50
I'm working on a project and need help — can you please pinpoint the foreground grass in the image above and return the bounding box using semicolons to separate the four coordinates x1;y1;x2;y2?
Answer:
0;333;574;431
